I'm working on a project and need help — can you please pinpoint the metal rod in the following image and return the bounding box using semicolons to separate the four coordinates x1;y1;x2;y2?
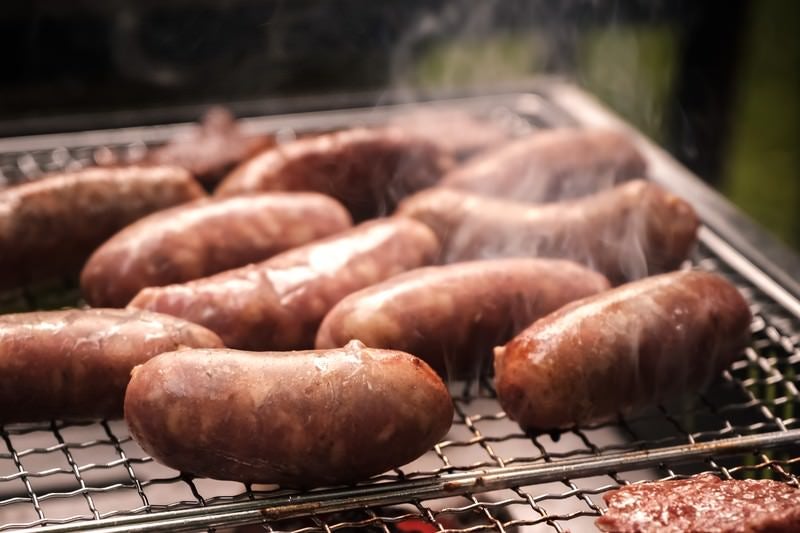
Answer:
699;227;800;319
27;429;800;533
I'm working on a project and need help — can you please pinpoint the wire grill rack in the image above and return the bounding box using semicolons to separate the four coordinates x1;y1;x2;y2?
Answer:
1;90;799;533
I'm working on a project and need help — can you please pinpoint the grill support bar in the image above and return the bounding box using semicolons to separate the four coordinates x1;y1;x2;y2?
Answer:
2;88;799;533
699;227;800;318
27;429;800;533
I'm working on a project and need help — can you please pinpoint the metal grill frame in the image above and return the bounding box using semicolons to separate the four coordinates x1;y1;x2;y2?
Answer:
0;82;798;533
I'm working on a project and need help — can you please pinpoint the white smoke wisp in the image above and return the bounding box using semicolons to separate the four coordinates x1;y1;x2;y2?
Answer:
437;183;660;285
385;0;502;101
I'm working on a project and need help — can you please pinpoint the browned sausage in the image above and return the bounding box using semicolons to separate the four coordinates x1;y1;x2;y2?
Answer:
0;165;205;289
397;180;699;284
81;193;352;307
0;308;223;424
316;258;610;378
124;340;453;487
144;107;274;187
215;128;454;220
128;218;439;350
494;271;751;430
388;109;512;159
440;128;646;202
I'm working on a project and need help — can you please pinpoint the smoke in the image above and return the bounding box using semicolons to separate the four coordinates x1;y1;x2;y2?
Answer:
400;180;697;287
372;0;670;288
383;0;539;102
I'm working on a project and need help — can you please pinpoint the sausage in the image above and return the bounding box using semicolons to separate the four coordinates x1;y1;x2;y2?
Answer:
494;271;752;430
143;107;274;187
124;340;453;487
316;258;610;379
128;218;439;350
81;193;352;307
0;308;223;424
440;128;647;202
388;109;512;159
214;128;454;220
0;165;205;289
397;180;699;284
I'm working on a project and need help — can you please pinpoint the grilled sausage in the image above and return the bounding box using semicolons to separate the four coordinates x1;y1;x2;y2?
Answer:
494;271;752;430
316;259;610;379
124;340;453;487
144;107;274;187
215;128;454;220
81;193;352;307
397;181;699;284
128;218;439;350
0;165;205;289
0;308;223;424
440;128;646;202
389;109;511;159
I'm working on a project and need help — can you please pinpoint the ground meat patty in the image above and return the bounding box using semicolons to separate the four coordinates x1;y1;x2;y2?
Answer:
597;474;800;532
0;165;205;289
440;128;646;202
215;127;454;220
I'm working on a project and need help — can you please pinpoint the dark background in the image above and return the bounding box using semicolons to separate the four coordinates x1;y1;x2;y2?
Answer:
0;0;797;248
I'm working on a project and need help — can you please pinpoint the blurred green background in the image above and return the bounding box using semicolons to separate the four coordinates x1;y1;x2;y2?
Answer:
407;1;798;250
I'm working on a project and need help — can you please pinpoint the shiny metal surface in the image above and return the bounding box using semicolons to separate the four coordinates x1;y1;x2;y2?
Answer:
1;83;798;533
25;429;800;533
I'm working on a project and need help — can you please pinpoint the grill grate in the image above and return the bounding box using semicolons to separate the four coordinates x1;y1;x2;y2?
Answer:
1;92;798;533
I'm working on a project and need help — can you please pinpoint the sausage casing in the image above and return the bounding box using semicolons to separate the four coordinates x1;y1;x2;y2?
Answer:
316;258;610;378
494;271;751;430
81;192;352;307
397;180;699;284
128;218;439;350
388;109;511;159
0;308;223;424
440;128;646;202
143;107;274;186
124;340;453;487
0;165;205;289
215;128;454;220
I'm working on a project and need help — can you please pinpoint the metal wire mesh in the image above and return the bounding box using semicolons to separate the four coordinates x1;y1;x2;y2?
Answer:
0;97;798;533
